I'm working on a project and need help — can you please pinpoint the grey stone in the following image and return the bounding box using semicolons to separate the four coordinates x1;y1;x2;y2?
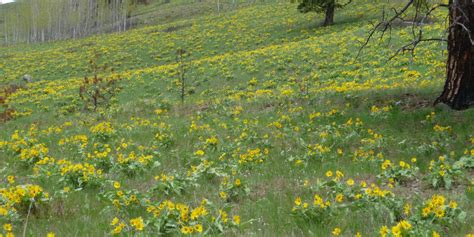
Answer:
22;74;33;83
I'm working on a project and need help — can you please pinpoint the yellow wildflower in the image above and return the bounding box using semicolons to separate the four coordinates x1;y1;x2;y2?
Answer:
332;227;341;236
295;197;302;206
130;217;144;231
194;224;203;233
113;181;121;189
233;215;241;225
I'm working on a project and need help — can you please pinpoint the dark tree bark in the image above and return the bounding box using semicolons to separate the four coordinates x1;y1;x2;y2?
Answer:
322;0;335;26
435;0;474;110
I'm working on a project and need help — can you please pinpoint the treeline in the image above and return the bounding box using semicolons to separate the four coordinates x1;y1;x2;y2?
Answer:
0;0;272;44
0;0;148;44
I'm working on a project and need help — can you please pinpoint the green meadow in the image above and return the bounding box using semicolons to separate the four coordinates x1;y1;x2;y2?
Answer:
0;0;473;236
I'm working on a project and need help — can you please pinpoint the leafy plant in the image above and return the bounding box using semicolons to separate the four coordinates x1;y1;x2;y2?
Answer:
151;173;191;196
425;156;464;189
377;159;419;185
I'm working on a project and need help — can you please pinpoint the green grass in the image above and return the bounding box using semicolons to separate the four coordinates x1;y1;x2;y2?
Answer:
130;0;260;25
0;0;473;236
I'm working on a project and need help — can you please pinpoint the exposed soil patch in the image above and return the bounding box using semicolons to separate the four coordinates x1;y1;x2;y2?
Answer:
395;93;433;111
391;16;435;28
162;23;192;33
251;177;293;200
0;84;24;123
172;101;211;117
65;42;96;53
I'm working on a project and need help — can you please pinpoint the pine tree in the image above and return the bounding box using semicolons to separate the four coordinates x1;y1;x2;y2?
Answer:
293;0;352;26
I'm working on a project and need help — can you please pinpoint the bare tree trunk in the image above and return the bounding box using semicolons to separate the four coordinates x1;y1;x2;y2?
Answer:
322;0;335;26
3;11;8;44
435;0;474;110
2;0;137;44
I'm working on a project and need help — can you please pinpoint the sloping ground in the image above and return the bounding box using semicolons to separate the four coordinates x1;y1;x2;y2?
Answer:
129;0;259;26
1;1;378;82
0;1;473;236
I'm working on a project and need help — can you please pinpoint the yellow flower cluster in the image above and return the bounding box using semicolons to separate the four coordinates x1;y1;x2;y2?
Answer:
364;184;392;198
18;143;49;163
370;105;392;114
238;147;268;164
58;160;100;177
0;184;47;205
180;224;203;234
110;217;126;234
90;122;115;137
130;217;145;231
429;156;448;177
57;160;103;187
5;127;51;165
313;194;331;208
380;220;412;237
205;137;219;146
421;195;457;219
0;184;49;222
58;135;89;149
433;124;451;133
116;152;153;167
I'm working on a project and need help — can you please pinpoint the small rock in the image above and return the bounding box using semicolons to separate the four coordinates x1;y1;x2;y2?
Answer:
22;74;33;83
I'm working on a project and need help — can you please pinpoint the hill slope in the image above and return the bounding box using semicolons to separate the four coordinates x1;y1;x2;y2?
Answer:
0;1;473;236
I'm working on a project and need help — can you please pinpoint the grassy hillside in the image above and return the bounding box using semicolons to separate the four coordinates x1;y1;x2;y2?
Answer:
1;0;473;236
0;0;266;46
130;0;260;25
